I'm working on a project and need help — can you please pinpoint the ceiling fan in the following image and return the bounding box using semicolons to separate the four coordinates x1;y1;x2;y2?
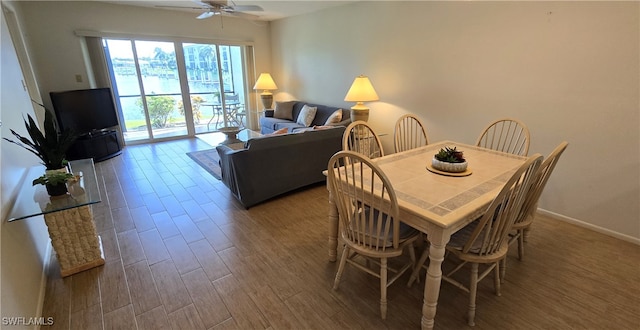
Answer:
157;0;264;20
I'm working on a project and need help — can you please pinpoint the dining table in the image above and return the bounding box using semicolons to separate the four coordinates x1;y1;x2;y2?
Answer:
326;140;527;329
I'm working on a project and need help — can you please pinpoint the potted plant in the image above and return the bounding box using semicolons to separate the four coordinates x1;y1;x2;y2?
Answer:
32;171;75;196
3;107;77;170
432;146;468;173
4;105;78;196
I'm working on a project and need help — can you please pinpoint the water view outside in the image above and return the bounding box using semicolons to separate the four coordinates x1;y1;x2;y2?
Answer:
104;39;247;142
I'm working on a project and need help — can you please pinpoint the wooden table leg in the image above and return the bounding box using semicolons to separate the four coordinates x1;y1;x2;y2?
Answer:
327;188;339;262
421;241;446;329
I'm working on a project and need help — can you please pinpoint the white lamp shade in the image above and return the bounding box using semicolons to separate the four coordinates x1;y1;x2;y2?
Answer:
253;73;278;91
344;75;379;102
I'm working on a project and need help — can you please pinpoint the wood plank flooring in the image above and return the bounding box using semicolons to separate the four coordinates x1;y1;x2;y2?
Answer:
41;137;640;329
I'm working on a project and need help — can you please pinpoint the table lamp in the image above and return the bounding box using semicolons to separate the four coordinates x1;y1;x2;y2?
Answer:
344;75;379;122
253;73;278;110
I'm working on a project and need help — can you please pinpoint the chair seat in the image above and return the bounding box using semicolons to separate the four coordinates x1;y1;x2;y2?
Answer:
446;220;508;263
346;211;419;258
510;213;533;231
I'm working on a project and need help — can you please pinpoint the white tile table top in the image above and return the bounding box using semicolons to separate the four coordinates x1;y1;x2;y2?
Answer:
372;141;527;231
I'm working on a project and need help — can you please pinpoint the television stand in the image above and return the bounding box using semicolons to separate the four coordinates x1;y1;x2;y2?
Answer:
67;129;121;162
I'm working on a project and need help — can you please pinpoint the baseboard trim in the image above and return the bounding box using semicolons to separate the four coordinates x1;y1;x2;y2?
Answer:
538;208;640;245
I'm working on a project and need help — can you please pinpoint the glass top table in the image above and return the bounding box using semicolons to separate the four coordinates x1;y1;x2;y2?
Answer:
7;158;102;222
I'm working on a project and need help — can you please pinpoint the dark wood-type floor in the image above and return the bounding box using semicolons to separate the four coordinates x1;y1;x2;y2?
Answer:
41;137;640;329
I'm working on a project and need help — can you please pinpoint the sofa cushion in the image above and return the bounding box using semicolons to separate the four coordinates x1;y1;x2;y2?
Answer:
324;109;343;125
260;117;294;131
245;126;344;151
296;105;317;127
275;121;305;131
269;127;289;135
274;101;295;120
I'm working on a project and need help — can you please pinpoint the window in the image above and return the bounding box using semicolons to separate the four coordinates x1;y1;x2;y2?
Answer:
100;37;253;143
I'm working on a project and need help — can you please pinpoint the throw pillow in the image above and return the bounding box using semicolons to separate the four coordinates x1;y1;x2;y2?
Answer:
324;109;343;125
274;101;295;120
268;127;288;135
296;104;317;127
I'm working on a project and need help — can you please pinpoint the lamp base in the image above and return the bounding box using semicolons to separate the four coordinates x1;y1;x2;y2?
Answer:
260;93;273;110
350;108;369;122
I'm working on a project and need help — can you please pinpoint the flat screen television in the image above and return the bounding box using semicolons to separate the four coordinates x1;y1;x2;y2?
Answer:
50;87;119;134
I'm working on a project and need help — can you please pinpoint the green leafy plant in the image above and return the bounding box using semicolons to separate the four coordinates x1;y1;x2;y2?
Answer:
3;108;77;170
178;95;205;124
32;171;74;186
137;95;176;128
435;146;466;163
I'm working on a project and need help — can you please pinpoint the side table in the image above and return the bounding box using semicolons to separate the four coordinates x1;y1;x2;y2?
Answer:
8;159;105;277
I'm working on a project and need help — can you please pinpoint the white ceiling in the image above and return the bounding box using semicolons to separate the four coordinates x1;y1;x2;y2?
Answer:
100;0;356;21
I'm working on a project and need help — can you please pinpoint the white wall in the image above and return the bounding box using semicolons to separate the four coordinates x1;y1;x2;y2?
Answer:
1;4;50;327
271;1;640;241
13;0;272;126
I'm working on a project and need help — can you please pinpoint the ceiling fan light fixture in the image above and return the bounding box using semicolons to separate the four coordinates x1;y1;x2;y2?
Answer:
196;11;216;19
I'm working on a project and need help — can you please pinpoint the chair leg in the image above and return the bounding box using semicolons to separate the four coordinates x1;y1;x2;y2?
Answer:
380;257;388;320
518;229;525;260
494;261;502;296
468;263;479;326
333;246;349;290
407;245;429;287
500;257;506;284
523;226;532;242
408;241;417;271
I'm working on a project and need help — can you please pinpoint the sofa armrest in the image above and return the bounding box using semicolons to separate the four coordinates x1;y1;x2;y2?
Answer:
215;145;247;200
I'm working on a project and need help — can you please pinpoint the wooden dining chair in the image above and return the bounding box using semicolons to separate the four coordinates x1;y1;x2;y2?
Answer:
328;150;419;320
476;118;530;156
343;121;385;158
394;114;429;153
508;142;569;260
408;153;543;326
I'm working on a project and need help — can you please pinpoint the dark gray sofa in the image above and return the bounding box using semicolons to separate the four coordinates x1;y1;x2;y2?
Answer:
259;101;351;134
216;126;346;208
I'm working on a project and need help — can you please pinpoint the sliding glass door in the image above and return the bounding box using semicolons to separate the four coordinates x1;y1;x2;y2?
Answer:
103;38;249;143
182;43;247;134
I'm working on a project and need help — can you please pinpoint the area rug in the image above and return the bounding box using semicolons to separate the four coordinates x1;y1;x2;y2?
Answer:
186;149;222;180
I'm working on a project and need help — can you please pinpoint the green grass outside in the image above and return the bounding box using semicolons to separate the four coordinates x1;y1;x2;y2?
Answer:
124;115;215;130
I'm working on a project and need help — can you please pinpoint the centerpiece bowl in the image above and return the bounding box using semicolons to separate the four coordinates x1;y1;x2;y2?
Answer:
431;146;468;173
218;126;242;145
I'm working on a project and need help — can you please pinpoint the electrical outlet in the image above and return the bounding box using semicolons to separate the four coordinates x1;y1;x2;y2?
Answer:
75;74;83;83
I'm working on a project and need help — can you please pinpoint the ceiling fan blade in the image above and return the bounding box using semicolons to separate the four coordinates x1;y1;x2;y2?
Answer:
232;5;263;12
197;11;216;19
155;5;206;10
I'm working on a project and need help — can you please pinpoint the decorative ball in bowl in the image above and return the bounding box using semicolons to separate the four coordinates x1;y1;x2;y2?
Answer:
432;146;468;173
